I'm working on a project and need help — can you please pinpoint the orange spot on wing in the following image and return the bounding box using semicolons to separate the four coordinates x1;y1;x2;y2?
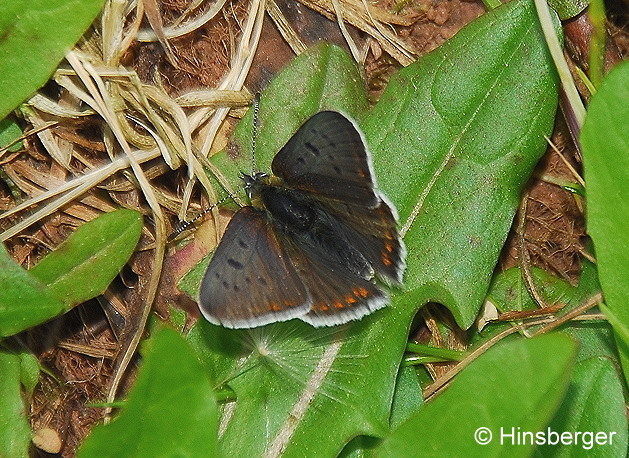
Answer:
313;302;329;311
270;302;282;311
385;242;394;252
381;253;393;266
333;301;345;309
284;300;297;307
354;287;370;298
345;295;358;304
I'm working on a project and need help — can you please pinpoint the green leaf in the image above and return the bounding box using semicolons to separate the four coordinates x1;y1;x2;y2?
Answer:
372;333;577;457
78;327;219;457
362;0;558;329
547;0;588;19
487;261;601;313
0;0;105;120
0;244;66;336
30;209;143;306
388;365;423;429
184;0;559;455
534;357;627;457
0;116;23;152
483;262;617;363
0;350;32;457
0;209;142;336
580;61;629;382
18;350;41;395
338;366;424;458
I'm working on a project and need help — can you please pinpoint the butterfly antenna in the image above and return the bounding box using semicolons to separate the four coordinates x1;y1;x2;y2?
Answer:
167;195;232;242
251;93;261;173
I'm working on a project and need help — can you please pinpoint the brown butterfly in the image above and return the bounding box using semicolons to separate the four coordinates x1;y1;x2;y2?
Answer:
198;111;405;328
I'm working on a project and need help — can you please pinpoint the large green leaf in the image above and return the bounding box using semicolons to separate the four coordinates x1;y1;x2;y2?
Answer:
29;209;143;306
362;0;558;329
0;209;142;336
372;333;577;457
183;0;558;454
78;327;219;457
0;350;31;457
534;357;627;457
580;61;629;383
0;0;105;120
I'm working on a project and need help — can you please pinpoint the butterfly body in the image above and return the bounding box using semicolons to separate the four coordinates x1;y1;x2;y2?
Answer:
199;111;406;329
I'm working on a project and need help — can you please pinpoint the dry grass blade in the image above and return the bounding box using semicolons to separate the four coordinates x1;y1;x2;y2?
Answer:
331;0;361;62
27;94;95;118
297;0;416;65
63;52;167;418
175;89;252;108
137;0;229;41
142;0;179;65
266;0;307;55
0;149;159;238
194;0;265;157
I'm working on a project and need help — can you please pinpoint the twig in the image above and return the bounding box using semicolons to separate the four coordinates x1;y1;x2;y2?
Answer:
423;292;604;400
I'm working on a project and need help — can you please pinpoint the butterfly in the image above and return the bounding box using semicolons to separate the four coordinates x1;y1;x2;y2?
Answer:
198;111;406;328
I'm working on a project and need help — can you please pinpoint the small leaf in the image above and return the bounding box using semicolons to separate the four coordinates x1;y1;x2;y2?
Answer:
0;350;32;457
483;262;616;363
580;61;629;382
487;261;600;313
547;0;588;19
0;244;65;336
30;209;143;306
0;0;106;119
0;210;141;336
534;357;627;457
18;350;41;395
0;116;23;152
372;334;577;457
78;327;219;457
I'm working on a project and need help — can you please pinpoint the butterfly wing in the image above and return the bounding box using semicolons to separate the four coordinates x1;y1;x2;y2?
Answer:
271;111;379;208
323;199;406;284
281;236;388;327
198;206;311;328
271;111;405;284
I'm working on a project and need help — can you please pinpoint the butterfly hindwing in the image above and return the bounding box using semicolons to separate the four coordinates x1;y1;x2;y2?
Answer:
198;206;311;328
271;111;379;208
321;199;406;284
280;236;388;327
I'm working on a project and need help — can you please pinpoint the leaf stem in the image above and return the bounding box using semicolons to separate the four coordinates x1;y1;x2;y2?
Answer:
403;356;451;366
533;0;586;127
587;0;606;89
406;343;466;361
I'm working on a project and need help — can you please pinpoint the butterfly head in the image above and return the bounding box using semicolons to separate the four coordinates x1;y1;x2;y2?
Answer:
241;171;269;198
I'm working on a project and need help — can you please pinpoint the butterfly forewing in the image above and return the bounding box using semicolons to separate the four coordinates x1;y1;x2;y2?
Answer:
199;207;311;328
271;111;379;208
